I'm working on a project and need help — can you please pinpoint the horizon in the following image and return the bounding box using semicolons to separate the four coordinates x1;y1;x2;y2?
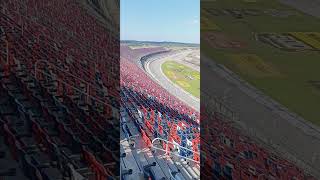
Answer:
120;39;200;45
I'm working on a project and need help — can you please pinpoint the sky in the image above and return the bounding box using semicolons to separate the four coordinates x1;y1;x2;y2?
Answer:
120;0;200;44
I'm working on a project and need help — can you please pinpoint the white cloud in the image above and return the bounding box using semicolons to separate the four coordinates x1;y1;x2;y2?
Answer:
186;17;199;25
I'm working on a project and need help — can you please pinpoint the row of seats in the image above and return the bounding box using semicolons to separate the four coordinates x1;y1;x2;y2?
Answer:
119;56;201;179
120;94;197;180
121;59;200;124
0;0;120;179
0;0;119;104
0;66;118;179
201;111;316;180
121;87;200;162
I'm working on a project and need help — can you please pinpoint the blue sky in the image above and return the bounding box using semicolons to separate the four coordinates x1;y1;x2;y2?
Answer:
120;0;200;44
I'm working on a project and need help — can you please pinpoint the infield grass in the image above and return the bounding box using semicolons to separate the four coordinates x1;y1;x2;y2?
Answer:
162;61;200;98
201;0;320;126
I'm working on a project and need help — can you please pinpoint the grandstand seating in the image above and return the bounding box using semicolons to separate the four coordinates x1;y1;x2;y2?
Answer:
201;111;317;180
0;0;316;179
120;45;167;63
0;0;119;179
120;58;200;160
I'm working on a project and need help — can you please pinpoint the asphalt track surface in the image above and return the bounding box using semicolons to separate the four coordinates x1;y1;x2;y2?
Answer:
144;50;200;112
201;55;320;178
279;0;320;18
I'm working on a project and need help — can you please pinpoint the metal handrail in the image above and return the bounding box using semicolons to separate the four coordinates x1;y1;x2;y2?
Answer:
151;138;200;164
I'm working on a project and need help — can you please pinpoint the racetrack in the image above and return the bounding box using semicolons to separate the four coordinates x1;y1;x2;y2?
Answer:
143;50;200;112
202;55;320;177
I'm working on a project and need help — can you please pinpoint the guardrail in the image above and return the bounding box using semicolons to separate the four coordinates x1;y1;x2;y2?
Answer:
151;138;200;164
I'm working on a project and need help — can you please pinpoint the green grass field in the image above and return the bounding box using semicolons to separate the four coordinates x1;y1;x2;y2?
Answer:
202;16;221;31
202;0;320;126
162;61;200;98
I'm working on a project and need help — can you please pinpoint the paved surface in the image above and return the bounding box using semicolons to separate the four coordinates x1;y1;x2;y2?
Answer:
144;50;200;112
202;54;320;178
279;0;320;18
175;50;200;72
